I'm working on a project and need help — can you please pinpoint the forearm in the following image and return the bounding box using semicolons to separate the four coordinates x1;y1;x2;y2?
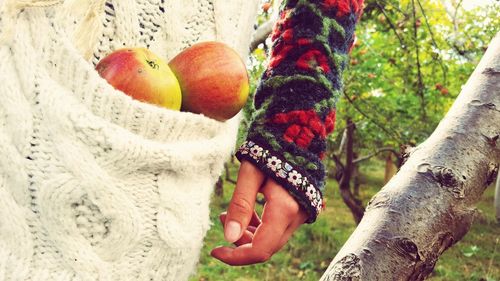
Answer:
236;0;364;223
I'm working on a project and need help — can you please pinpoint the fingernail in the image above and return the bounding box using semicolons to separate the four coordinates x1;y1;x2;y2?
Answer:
225;220;241;243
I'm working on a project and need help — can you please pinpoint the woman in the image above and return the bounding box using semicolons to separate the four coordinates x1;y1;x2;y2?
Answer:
0;0;362;279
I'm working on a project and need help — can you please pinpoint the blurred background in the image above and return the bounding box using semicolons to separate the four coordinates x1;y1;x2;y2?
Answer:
191;0;499;280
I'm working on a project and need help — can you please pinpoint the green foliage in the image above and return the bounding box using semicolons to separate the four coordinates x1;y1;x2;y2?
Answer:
334;0;500;155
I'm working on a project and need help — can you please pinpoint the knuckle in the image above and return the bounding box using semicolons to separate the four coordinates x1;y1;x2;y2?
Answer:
229;195;253;215
276;198;300;215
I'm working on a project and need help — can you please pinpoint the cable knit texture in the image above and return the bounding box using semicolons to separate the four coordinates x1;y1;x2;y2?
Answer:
236;0;364;223
0;0;259;280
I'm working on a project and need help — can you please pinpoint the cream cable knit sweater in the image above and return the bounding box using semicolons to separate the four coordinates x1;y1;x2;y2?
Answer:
0;0;259;280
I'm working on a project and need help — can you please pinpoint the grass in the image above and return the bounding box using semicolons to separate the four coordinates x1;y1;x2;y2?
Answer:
190;160;499;281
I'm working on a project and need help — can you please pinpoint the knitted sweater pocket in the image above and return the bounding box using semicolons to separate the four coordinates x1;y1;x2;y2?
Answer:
236;0;364;223
0;0;259;280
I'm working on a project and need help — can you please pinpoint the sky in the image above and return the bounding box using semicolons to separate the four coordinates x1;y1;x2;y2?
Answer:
462;0;498;10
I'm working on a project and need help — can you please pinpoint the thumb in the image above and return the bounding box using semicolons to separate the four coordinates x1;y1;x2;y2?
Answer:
225;161;265;243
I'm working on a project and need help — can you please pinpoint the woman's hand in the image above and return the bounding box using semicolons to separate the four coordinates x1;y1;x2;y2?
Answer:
210;161;308;265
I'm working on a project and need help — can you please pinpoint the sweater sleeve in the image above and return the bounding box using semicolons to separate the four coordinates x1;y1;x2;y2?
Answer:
235;0;364;223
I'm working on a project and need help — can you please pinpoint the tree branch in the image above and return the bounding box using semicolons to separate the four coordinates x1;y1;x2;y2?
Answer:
411;0;426;119
343;90;405;144
375;1;405;49
224;163;237;184
375;0;405;15
353;147;399;164
249;19;275;52
321;33;500;280
416;0;447;85
439;0;475;61
337;129;347;155
453;0;464;33
329;153;345;182
339;119;365;224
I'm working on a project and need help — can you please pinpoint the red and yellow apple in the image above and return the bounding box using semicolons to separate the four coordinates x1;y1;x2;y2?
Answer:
168;42;249;121
262;2;271;13
96;48;182;110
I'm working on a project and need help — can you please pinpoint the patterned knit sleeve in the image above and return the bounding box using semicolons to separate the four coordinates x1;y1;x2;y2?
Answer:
235;0;364;223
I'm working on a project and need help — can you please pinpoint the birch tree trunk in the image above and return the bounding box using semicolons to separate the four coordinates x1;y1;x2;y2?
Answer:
321;33;500;281
495;174;500;223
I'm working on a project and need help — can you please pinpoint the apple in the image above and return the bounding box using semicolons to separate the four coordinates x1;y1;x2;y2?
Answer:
96;48;182;110
262;2;271;13
415;19;422;28
378;14;386;24
168;41;249;121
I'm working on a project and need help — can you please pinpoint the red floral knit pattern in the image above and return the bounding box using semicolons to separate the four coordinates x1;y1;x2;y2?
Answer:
270;110;336;158
321;0;364;17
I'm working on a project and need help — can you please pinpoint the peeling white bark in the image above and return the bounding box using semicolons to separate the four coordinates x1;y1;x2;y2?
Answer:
321;32;500;281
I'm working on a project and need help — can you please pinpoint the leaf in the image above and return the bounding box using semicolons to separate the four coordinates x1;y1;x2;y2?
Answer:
461;245;481;257
298;261;315;270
